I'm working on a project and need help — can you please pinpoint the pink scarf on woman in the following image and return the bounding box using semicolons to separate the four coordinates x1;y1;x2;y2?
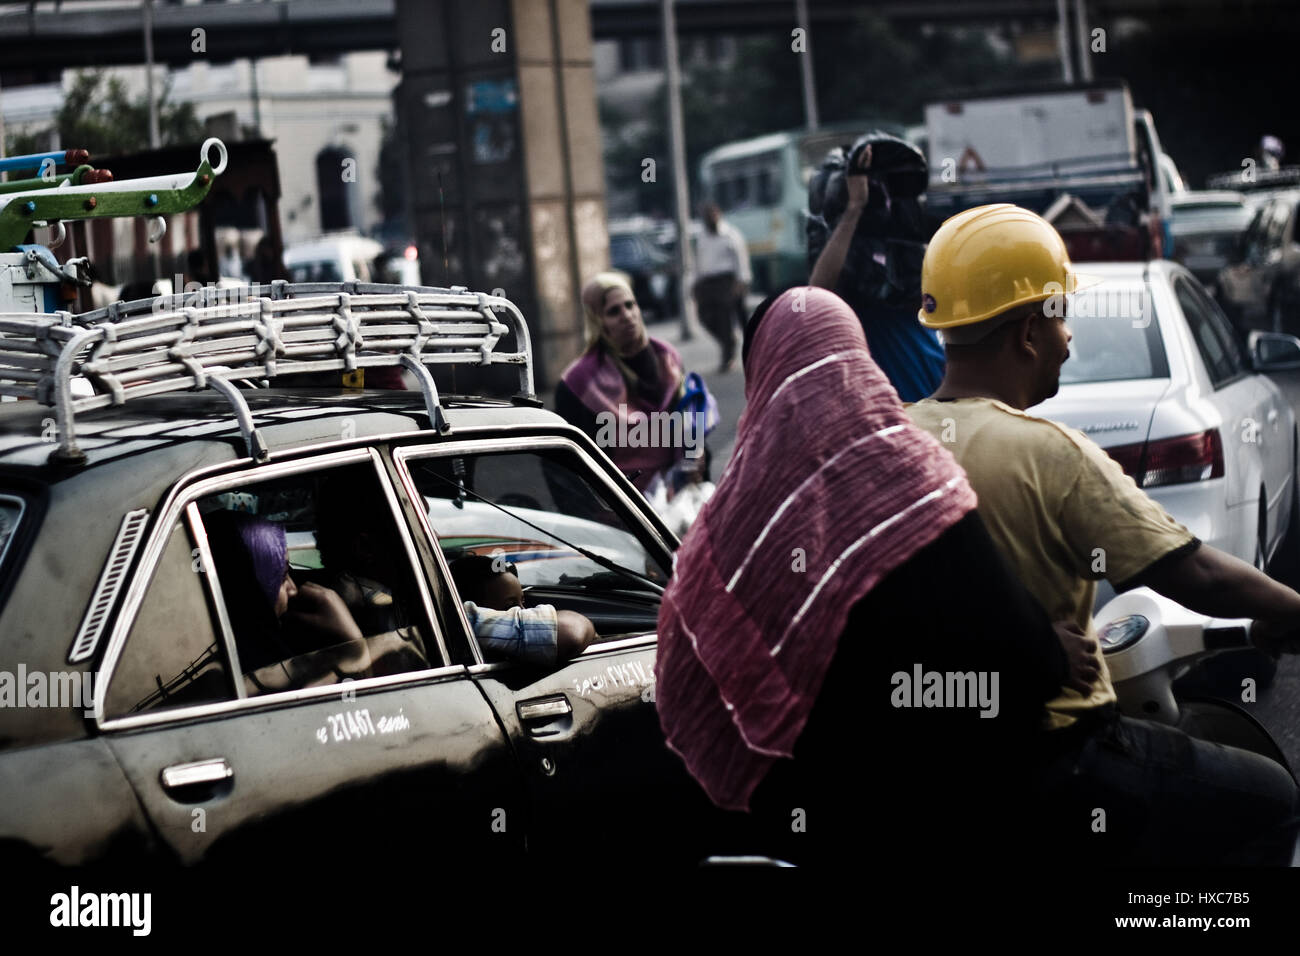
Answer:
654;287;977;810
561;337;685;492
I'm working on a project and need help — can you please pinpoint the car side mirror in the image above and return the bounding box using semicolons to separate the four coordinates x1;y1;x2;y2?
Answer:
1249;330;1300;371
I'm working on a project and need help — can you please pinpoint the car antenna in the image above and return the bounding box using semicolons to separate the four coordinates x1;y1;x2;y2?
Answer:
452;456;468;509
439;170;448;281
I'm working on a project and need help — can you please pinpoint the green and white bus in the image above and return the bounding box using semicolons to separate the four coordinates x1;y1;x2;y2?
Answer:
698;120;910;293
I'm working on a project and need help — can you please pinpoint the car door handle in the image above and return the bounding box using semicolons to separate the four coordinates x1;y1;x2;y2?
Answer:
160;758;234;799
518;696;571;722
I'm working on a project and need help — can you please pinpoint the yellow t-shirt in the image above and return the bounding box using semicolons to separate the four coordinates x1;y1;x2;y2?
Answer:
906;397;1197;730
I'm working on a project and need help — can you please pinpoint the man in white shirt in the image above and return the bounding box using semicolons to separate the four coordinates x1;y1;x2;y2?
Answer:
693;202;752;373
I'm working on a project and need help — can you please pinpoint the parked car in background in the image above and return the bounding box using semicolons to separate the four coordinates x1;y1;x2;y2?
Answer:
1167;190;1252;291
1216;190;1300;334
283;234;386;284
1033;262;1300;609
374;244;423;286
608;217;677;320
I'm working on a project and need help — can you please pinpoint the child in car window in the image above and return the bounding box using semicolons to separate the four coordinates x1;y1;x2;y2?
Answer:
449;555;597;665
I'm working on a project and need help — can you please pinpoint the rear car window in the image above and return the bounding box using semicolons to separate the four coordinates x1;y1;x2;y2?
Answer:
1058;282;1169;384
106;460;439;717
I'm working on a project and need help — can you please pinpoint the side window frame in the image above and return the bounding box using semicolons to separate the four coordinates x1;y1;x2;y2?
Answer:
1175;275;1243;389
392;435;676;668
1190;279;1248;376
97;447;453;730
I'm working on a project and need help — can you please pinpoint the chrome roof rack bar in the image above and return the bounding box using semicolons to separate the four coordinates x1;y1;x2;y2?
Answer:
207;373;269;462
0;283;536;465
399;354;451;435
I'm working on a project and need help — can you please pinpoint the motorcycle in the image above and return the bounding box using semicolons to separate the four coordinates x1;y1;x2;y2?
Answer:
1096;587;1292;774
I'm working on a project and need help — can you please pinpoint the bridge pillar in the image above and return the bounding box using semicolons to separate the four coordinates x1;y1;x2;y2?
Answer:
395;0;607;389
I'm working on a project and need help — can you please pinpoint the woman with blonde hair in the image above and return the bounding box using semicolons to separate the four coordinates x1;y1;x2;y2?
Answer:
555;272;715;499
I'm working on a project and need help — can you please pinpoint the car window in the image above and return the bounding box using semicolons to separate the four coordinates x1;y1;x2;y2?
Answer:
1176;276;1243;386
1191;279;1248;372
1269;201;1290;247
105;519;232;717
1057;281;1169;384
404;447;668;646
116;461;436;709
1242;204;1271;261
201;461;437;697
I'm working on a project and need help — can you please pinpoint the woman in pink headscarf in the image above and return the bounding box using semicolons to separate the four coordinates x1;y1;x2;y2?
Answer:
555;272;712;496
654;287;1070;865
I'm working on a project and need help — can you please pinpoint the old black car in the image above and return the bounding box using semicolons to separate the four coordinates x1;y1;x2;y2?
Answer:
0;282;754;874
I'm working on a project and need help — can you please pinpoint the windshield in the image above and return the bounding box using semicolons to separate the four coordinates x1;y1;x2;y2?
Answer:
1171;203;1251;235
1058;281;1169;384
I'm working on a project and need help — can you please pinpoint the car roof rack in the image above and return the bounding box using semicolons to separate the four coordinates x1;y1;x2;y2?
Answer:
1205;166;1300;192
0;281;535;466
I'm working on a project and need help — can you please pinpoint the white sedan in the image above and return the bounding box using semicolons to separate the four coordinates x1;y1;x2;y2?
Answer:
1032;261;1300;606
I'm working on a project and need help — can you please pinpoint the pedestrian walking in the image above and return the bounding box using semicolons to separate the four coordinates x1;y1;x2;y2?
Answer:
692;201;751;374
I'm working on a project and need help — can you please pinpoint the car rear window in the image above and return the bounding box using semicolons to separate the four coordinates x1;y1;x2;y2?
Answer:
1058;282;1169;384
1171;204;1251;234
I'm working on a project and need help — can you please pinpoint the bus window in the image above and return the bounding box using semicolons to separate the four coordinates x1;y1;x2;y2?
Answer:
732;175;750;210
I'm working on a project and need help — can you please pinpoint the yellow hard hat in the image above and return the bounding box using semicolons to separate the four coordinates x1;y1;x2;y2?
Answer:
918;204;1095;331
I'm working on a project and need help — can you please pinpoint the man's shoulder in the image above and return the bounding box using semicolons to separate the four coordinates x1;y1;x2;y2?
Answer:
906;397;1068;431
907;398;1096;455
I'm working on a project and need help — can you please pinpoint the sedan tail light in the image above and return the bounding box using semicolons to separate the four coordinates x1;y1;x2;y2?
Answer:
1105;429;1225;488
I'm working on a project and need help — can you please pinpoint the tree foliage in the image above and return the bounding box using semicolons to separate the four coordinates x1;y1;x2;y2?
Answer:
8;69;203;160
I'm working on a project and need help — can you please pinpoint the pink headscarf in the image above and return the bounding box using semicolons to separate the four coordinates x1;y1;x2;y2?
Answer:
654;287;976;810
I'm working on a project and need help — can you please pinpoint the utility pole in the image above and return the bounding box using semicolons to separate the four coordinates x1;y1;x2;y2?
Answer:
1074;0;1094;83
1055;0;1075;84
661;0;698;339
795;0;819;130
250;59;263;135
143;0;160;149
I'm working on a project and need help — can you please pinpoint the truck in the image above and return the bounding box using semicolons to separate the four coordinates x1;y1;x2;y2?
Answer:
921;82;1173;262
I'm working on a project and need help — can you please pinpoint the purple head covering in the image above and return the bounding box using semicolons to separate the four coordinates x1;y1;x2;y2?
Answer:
223;512;288;611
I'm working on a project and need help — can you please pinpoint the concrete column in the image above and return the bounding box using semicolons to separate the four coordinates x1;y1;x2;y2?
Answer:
395;0;607;389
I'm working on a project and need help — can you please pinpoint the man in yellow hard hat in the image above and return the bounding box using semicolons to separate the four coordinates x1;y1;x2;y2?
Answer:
906;203;1300;864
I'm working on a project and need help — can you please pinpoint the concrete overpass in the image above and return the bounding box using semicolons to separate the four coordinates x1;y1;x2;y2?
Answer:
0;0;1294;73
